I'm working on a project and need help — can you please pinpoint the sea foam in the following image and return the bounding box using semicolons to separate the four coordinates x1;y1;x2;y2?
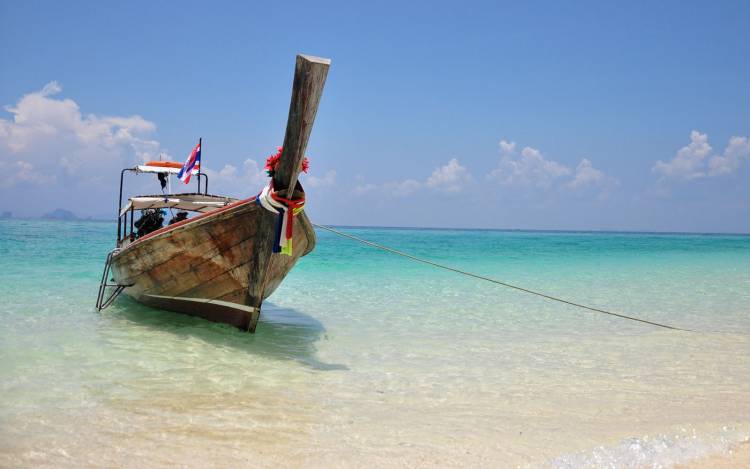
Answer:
547;426;749;469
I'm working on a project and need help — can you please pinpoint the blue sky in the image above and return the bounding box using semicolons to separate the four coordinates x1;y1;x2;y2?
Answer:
1;0;749;232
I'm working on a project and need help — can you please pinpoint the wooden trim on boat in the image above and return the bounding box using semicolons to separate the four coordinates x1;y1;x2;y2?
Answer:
142;294;259;330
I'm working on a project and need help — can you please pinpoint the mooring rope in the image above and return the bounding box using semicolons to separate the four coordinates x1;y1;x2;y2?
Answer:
313;224;695;332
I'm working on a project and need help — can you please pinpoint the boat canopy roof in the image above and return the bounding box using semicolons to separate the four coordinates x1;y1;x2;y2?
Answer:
135;161;201;175
120;193;238;216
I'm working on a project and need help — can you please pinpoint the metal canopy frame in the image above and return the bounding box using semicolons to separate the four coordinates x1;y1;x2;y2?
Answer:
116;167;210;244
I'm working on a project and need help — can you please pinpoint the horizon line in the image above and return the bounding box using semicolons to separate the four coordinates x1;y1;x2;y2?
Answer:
3;216;749;237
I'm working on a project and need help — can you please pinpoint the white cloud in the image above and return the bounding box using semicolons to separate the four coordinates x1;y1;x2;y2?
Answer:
40;81;62;97
652;130;750;182
204;158;265;197
566;158;619;199
488;139;616;197
652;130;712;181
708;136;750;177
353;182;378;195
567;158;604;189
499;139;516;156
384;178;422;196
489;139;571;187
426;158;472;192
303;169;336;189
1;160;57;188
567;158;610;189
354;158;470;197
0;81;163;188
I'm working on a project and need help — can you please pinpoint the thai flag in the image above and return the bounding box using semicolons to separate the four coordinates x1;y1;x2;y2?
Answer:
177;140;201;184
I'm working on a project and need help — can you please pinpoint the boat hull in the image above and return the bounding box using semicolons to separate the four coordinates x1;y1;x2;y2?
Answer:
109;197;315;330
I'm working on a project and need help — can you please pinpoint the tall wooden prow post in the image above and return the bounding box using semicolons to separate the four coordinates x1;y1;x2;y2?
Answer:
246;54;331;332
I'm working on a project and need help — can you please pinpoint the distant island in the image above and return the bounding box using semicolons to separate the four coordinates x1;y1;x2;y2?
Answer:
37;209;110;222
0;211;11;219
42;208;81;221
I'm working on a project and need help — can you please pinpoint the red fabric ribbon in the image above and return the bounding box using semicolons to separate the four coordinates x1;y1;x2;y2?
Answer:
270;188;305;240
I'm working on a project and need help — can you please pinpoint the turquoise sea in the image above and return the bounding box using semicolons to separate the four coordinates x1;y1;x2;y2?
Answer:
1;219;749;467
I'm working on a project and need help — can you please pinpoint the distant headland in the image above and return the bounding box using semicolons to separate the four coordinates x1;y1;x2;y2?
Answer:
36;209;108;222
42;208;82;221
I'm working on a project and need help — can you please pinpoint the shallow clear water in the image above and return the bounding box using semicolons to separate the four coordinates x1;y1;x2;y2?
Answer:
1;220;749;467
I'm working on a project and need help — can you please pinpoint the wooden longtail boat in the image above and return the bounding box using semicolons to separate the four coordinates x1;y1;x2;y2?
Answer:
96;55;330;332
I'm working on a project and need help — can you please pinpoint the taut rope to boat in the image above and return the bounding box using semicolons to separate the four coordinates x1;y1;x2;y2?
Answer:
314;224;696;332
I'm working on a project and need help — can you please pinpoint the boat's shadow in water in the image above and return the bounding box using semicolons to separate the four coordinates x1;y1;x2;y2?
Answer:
110;297;347;371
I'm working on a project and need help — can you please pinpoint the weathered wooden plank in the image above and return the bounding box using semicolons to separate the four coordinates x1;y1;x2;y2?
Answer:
274;54;331;197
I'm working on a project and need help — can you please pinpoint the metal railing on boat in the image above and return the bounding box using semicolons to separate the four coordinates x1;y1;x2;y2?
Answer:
95;249;127;311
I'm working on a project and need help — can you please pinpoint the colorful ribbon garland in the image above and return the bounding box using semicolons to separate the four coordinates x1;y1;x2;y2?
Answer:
255;181;305;256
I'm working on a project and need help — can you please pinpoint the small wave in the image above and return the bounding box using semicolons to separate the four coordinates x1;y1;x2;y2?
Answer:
546;426;748;469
